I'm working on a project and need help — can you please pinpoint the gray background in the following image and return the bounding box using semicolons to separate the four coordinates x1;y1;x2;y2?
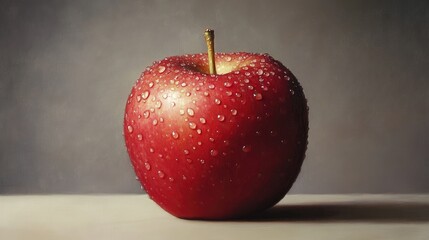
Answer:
1;0;428;194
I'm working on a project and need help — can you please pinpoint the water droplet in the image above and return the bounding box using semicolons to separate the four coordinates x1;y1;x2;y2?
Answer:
210;149;218;156
148;82;154;88
186;158;192;163
136;95;142;102
224;82;232;87
171;131;179;139
226;91;232;96
209;137;215;142
152;119;158;125
127;125;133;133
142;91;150;100
158;170;165;178
256;69;263;75
143;110;150;118
171;102;176;107
189;122;197;129
203;91;210;97
158;66;166;73
248;85;254;90
159;117;164;123
144;162;151;170
179;109;185;115
162;93;168;99
290;89;295;95
217;115;225;122
184;149;189;155
199;117;206;124
242;145;252;153
231;109;238;115
181;82;187;87
208;84;215;90
225;56;232;61
155;101;162;109
168;177;174;182
137;134;143;141
187;108;195;116
197;141;202;146
200;159;205;164
253;93;263;100
196;129;202;134
214;98;221;105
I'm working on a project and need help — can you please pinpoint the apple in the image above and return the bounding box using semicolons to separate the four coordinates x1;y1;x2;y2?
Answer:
124;30;308;219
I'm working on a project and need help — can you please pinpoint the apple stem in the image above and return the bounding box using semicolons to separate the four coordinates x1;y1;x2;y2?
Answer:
204;29;217;75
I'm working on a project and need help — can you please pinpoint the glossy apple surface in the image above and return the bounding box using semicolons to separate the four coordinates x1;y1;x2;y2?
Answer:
124;52;308;219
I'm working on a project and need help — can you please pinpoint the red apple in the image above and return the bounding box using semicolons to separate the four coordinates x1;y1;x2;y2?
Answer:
124;30;308;219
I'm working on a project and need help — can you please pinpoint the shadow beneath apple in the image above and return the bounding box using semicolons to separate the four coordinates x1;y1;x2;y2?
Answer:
241;201;429;223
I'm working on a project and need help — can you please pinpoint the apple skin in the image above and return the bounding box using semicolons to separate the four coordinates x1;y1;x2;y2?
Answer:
124;52;308;219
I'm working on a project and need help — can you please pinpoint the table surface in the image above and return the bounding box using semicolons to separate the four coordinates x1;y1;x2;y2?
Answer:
1;194;428;240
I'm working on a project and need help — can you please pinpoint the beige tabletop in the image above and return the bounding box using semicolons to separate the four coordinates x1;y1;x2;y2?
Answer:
1;194;428;240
